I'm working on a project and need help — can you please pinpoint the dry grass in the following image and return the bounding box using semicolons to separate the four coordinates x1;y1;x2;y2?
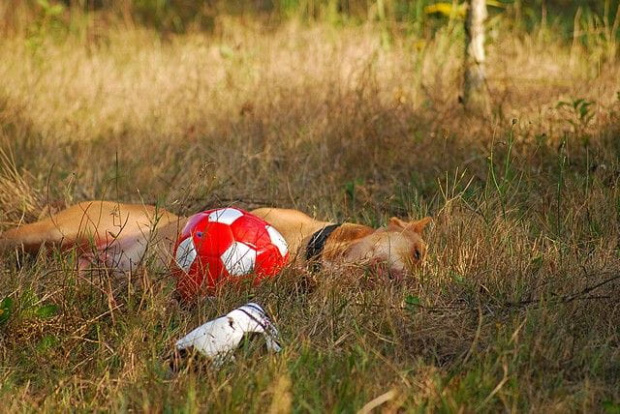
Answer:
0;8;619;413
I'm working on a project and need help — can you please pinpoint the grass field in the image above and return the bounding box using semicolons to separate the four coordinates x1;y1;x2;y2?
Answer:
1;3;619;412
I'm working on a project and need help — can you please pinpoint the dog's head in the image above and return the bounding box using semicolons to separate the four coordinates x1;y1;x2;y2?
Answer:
344;216;432;280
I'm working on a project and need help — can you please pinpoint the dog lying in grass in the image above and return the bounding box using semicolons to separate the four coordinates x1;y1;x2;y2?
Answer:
251;207;431;280
0;201;431;282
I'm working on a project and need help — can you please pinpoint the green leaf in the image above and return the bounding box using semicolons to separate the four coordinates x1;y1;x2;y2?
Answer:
35;304;59;319
48;5;65;16
344;181;355;199
344;178;363;200
451;272;465;284
424;2;466;18
578;101;592;120
404;295;421;314
603;400;620;414
219;45;234;59
530;255;544;271
0;297;14;325
404;295;420;306
37;334;58;352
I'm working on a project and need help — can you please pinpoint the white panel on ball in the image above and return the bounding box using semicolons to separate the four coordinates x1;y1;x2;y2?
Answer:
221;242;257;276
208;208;244;225
266;226;288;258
175;237;197;272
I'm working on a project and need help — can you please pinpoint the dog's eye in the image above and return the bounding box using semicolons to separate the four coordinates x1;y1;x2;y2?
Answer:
413;248;421;261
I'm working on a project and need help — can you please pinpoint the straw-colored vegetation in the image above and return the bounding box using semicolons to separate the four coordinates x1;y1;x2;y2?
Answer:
1;1;619;411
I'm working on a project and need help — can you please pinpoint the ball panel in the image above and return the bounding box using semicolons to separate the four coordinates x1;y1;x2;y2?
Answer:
175;237;197;273
229;215;270;247
207;208;244;225
221;242;257;276
266;225;289;258
254;245;282;275
197;222;235;256
180;212;209;237
202;258;225;289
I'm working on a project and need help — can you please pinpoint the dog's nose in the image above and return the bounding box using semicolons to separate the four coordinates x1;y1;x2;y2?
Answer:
387;267;405;281
369;258;406;281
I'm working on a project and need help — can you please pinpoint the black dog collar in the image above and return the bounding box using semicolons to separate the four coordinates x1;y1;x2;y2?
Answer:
305;224;342;272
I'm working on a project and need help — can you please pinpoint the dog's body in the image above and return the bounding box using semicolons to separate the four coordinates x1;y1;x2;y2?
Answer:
0;201;430;279
0;201;186;273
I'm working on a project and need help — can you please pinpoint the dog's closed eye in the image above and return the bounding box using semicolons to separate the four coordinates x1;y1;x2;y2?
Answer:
413;248;421;261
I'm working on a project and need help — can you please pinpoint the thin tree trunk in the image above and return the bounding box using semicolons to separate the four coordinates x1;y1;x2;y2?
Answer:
463;0;490;114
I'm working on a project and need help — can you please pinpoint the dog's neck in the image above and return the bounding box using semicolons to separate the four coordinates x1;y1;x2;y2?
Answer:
315;223;375;263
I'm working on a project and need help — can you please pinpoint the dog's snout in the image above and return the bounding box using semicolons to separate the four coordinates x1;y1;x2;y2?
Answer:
387;267;405;281
368;257;407;281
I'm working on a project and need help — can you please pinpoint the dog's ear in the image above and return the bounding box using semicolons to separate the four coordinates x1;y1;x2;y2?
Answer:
388;217;408;230
408;217;432;234
389;216;432;234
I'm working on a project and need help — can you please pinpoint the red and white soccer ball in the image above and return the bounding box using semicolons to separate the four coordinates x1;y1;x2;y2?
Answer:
172;207;289;299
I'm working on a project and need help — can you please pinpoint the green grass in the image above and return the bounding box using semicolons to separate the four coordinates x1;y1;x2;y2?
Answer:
1;4;620;412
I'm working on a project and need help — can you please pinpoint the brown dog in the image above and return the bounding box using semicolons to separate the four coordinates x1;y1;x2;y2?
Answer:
251;208;431;279
0;201;430;280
